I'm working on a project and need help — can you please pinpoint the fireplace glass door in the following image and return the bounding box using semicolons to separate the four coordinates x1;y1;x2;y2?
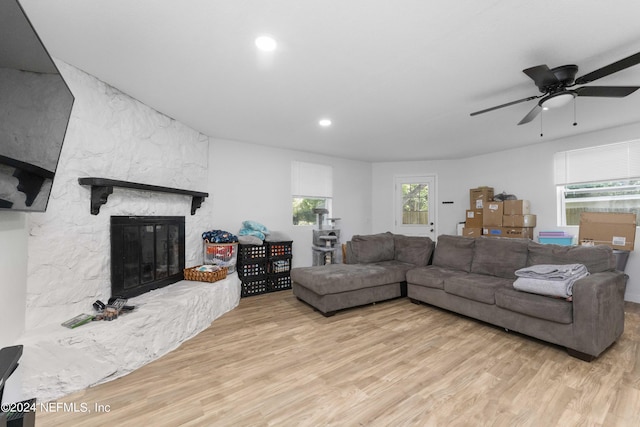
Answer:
111;216;185;298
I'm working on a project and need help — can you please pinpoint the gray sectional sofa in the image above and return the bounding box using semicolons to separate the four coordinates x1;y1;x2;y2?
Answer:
407;235;627;361
292;232;628;361
291;232;434;316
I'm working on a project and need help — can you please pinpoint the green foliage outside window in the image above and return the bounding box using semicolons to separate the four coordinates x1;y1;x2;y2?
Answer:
402;183;429;225
293;197;329;225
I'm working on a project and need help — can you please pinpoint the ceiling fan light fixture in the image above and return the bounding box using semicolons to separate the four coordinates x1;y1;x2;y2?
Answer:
540;91;576;109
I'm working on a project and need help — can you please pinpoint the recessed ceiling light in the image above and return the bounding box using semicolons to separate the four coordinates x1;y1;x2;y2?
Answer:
319;119;332;127
255;35;277;52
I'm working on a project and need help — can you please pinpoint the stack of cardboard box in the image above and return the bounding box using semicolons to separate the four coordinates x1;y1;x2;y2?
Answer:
463;187;537;239
497;200;536;239
463;187;493;237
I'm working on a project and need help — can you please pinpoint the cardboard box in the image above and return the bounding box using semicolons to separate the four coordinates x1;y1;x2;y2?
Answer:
483;227;503;237
465;209;484;228
482;201;503;227
483;227;534;239
578;212;636;251
463;227;483;237
503;199;531;215
502;214;537;228
470;186;494;210
502;227;535;239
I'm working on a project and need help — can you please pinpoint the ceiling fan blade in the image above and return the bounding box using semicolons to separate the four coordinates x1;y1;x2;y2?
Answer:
517;104;542;125
575;86;640;97
470;95;538;116
575;52;640;85
522;65;559;89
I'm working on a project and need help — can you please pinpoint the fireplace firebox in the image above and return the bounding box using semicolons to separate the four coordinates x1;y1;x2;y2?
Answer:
111;216;185;299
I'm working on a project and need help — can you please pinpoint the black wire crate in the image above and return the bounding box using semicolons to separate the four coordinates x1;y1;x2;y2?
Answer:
237;261;267;278
241;276;268;297
238;244;268;262
266;241;293;258
267;274;292;292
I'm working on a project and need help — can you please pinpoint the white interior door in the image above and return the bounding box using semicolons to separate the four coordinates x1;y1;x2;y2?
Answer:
394;175;436;239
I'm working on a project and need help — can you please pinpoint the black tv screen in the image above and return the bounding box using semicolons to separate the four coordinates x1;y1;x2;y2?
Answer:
0;0;74;212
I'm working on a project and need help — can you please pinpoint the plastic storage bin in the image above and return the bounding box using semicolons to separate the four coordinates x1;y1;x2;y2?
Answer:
538;231;574;246
238;244;267;261
266;241;293;258
538;236;574;246
238;262;267;278
268;274;292;292
268;258;291;274
241;276;268;297
204;242;238;273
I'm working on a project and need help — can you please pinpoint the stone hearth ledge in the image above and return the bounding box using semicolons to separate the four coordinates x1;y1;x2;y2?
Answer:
12;274;241;403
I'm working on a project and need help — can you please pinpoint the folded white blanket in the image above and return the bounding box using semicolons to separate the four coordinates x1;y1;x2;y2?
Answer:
513;264;589;298
515;264;588;281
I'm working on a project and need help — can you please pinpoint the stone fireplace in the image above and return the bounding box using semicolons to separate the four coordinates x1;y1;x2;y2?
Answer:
11;62;242;405
110;216;185;299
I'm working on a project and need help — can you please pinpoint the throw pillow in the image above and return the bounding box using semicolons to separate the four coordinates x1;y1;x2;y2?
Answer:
350;232;395;263
432;235;475;272
394;235;434;266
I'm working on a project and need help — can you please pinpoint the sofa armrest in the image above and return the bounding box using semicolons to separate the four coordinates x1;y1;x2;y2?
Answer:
571;271;627;356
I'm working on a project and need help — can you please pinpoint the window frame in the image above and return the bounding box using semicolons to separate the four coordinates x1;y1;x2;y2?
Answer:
557;179;640;226
291;161;333;226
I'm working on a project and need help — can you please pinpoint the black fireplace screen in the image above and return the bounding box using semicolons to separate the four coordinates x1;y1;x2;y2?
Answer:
111;216;185;298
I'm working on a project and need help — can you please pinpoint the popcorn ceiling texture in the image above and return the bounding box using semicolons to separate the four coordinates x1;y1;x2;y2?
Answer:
12;61;240;402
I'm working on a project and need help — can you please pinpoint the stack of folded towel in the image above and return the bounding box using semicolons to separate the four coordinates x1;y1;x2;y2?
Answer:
202;230;238;243
514;264;589;299
238;220;270;244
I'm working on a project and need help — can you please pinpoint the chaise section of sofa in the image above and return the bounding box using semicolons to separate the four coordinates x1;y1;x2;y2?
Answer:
291;232;434;316
407;234;627;361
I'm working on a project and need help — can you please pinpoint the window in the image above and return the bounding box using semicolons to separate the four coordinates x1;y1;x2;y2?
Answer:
554;140;640;225
394;175;436;238
401;183;429;225
558;180;640;225
291;161;332;226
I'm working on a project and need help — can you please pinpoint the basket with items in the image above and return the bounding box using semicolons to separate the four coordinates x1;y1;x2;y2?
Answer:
184;264;229;283
202;229;239;273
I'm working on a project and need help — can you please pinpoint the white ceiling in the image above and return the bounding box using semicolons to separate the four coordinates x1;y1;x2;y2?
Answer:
18;0;640;162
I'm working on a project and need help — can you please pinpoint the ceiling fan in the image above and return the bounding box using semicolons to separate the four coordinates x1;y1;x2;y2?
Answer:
470;51;640;125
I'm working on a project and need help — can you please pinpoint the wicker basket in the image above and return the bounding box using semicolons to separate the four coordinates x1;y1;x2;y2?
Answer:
184;266;228;283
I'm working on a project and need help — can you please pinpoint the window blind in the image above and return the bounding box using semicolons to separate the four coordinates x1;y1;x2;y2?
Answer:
554;139;640;185
291;161;333;197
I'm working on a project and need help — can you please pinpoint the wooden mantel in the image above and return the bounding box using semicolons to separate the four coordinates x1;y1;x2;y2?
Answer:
78;177;209;215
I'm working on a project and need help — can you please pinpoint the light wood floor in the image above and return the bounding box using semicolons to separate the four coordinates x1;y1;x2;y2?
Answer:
35;292;640;426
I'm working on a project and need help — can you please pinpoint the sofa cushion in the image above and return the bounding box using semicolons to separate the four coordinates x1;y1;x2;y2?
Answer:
373;260;418;278
527;241;615;273
290;263;403;295
432;235;476;272
406;266;469;290
393;235;434;266
443;273;512;304
495;287;573;324
350;232;395;263
471;237;529;279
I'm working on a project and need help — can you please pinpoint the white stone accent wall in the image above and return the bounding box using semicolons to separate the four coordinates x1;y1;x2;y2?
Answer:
25;62;214;330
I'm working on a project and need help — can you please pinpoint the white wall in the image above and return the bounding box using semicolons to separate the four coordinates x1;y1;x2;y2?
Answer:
0;213;27;348
208;138;372;267
372;122;640;302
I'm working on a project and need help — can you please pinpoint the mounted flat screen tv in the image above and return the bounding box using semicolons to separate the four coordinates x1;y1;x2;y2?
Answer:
0;0;74;212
